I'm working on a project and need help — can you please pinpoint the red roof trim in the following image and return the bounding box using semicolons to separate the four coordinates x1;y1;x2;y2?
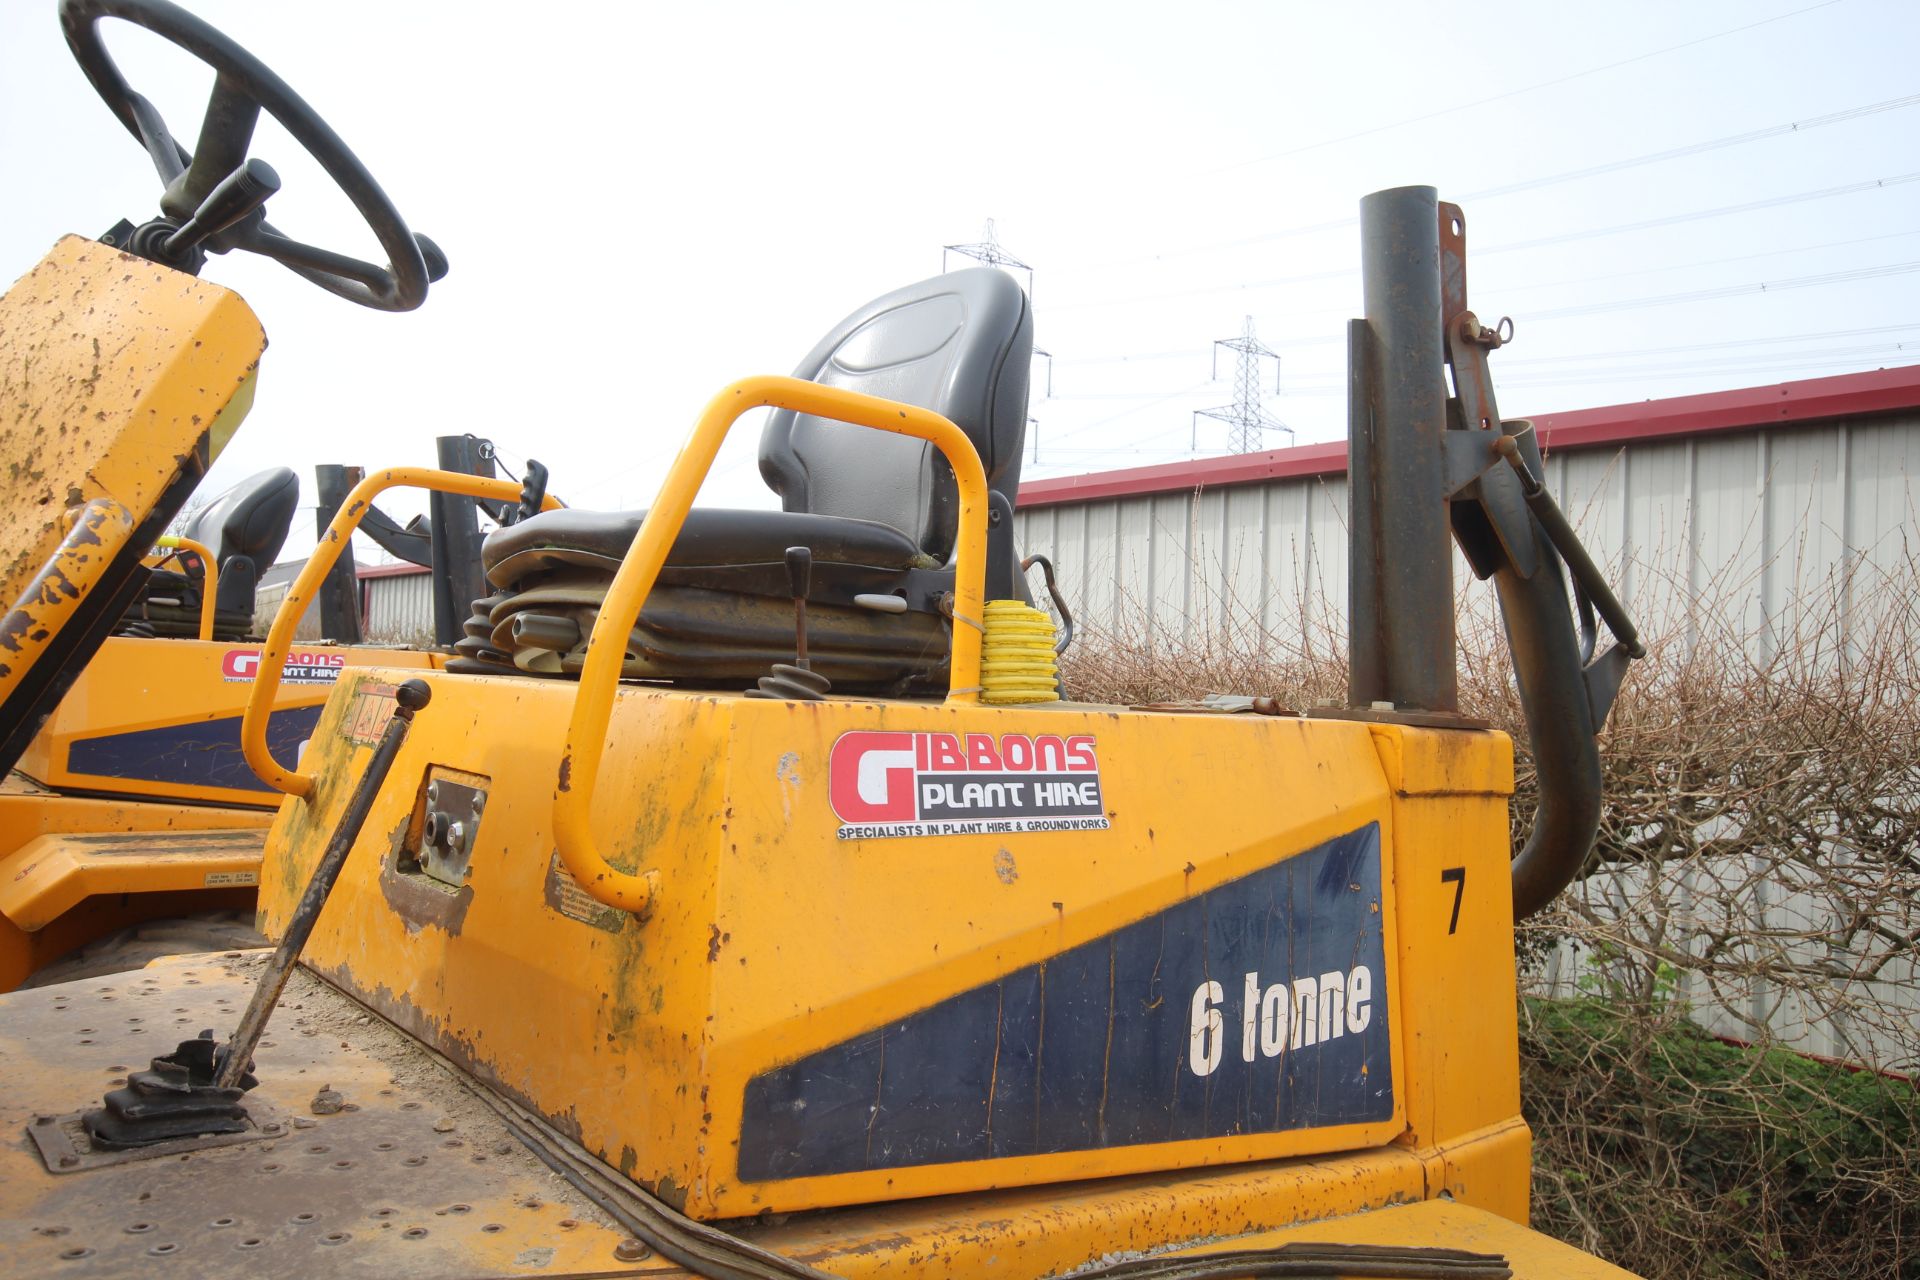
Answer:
1016;365;1920;509
356;561;429;580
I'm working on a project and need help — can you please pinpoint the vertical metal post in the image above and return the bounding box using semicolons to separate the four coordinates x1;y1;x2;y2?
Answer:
1351;185;1457;712
429;436;494;647
313;465;365;645
1346;319;1383;707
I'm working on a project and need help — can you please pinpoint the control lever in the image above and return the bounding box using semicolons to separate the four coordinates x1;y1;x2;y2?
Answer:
160;157;280;261
788;545;813;670
745;546;831;701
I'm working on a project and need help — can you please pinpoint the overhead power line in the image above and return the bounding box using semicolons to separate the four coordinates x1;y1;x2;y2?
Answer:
1527;260;1920;319
1461;92;1920;201
1049;180;1920;314
1487;172;1920;255
1073;75;1907;272
1204;0;1846;176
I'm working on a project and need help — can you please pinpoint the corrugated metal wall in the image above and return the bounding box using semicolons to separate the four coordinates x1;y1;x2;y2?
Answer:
252;567;434;644
1013;411;1920;1071
363;571;434;644
1015;413;1919;662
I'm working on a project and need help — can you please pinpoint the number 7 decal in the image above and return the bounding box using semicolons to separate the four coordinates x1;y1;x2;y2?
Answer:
1441;866;1466;934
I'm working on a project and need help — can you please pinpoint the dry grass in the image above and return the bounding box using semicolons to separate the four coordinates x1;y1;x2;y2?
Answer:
1056;550;1920;1280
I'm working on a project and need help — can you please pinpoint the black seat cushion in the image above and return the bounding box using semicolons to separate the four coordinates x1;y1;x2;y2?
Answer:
483;508;934;584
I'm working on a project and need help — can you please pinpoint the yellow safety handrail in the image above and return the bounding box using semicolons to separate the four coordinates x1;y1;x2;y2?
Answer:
0;497;138;705
553;375;990;916
241;467;560;798
153;534;218;642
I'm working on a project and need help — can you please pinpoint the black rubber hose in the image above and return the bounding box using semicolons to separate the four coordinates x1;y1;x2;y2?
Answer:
1492;510;1604;921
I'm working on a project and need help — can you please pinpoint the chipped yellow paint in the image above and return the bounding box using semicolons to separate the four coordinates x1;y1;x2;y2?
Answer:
0;498;135;704
260;665;1526;1227
0;236;265;712
552;376;994;916
0;957;1611;1276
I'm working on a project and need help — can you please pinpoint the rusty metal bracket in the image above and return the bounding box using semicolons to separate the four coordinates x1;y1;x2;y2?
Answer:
1439;203;1538;582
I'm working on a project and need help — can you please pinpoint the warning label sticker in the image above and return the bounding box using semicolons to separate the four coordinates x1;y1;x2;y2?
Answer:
828;731;1109;840
222;648;347;685
542;853;629;933
204;870;260;888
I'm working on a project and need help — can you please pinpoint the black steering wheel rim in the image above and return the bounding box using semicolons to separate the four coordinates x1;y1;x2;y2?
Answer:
59;0;433;311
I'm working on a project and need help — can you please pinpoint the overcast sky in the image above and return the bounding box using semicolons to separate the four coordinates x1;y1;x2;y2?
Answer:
3;0;1915;563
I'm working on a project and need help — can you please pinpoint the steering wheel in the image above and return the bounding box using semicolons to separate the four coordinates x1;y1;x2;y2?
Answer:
59;0;445;311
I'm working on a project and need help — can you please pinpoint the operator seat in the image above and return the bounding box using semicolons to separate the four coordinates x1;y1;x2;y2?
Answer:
451;268;1033;691
123;467;299;640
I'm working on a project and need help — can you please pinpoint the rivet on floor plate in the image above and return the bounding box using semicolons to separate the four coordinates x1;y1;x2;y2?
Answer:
238;1238;263;1250
403;1156;427;1167
58;1248;93;1261
559;1218;579;1230
34;1226;70;1236
448;1204;471;1215
209;1218;235;1229
613;1238;653;1262
146;1243;179;1256
321;1232;351;1246
402;1227;429;1240
481;1223;504;1234
292;1212;317;1224
125;1223;153;1234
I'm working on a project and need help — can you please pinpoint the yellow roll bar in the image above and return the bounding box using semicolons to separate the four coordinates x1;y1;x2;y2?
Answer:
153;534;218;641
241;467;560;798
553;376;990;916
0;498;138;706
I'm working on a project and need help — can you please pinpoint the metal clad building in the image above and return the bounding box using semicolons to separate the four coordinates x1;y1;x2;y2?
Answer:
1015;367;1920;664
254;560;434;645
1013;367;1920;1071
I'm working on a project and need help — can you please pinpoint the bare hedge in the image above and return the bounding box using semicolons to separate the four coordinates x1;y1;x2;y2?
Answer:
1053;548;1919;1280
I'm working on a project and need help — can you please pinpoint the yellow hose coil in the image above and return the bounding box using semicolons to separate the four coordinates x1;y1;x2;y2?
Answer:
980;600;1061;704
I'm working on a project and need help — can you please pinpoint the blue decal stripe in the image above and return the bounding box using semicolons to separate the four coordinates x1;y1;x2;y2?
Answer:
739;823;1392;1181
66;706;324;794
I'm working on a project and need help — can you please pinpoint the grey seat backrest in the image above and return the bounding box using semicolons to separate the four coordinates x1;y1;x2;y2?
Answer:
184;466;299;568
758;268;1032;563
